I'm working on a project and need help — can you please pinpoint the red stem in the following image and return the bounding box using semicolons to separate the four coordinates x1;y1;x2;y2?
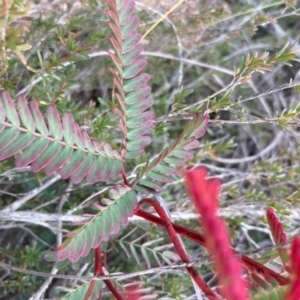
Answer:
84;246;124;300
121;166;131;187
138;198;220;300
134;206;289;286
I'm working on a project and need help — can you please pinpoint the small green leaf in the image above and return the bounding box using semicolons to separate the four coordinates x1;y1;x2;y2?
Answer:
123;59;147;79
29;101;49;136
1;90;20;126
0;128;20;152
47;104;63;140
122;32;142;53
16;95;35;132
59;150;86;179
119;0;135;25
127;122;154;140
121;16;139;40
0;133;35;160
127;136;151;151
123;45;144;65
126;98;154;117
124;73;151;92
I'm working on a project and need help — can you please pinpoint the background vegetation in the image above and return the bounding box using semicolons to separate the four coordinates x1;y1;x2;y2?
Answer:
0;0;300;299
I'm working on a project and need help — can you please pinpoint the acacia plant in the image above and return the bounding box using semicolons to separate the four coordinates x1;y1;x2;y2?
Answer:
1;0;300;299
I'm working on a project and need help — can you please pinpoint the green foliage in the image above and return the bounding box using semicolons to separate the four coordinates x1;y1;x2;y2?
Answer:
1;0;300;299
58;280;103;300
0;91;122;184
56;185;137;262
0;241;48;294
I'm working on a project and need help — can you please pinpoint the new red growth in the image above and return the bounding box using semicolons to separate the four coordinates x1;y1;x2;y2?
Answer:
266;208;290;272
185;167;249;300
286;237;300;300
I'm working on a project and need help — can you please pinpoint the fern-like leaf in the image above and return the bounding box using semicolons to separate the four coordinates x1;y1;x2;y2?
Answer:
135;114;209;191
56;185;137;262
0;90;122;184
106;0;155;159
266;208;290;272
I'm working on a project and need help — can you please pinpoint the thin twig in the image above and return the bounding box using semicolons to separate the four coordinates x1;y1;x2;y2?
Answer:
207;131;283;164
0;259;210;281
3;204;299;225
17;50;233;96
1;175;61;213
236;79;300;104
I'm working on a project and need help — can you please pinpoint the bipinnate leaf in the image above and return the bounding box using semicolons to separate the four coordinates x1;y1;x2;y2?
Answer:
56;185;137;262
107;0;155;158
135;114;209;191
0;90;121;183
266;208;290;272
286;237;300;300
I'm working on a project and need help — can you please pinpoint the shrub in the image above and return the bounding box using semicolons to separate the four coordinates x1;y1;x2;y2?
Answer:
0;0;300;299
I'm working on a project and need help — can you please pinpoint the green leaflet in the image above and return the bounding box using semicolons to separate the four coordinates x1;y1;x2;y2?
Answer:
59;150;86;178
135;114;209;190
31;142;62;172
147;171;173;183
62;113;75;145
29;100;49;136
127;111;155;128
127;122;154;140
123;58;147;79
118;0;135;25
0;90;20;126
124;148;144;159
16;94;35;132
16;138;49;168
123;44;144;65
0;90;122;183
44;147;73;176
0;133;35;160
0;97;5;124
121;16;139;39
0;127;20;152
122;32;142;53
126;98;154;117
70;153;96;184
127;136;151;151
124;73;151;92
56;185;137;262
107;0;155;159
86;155;107;184
47;104;63;140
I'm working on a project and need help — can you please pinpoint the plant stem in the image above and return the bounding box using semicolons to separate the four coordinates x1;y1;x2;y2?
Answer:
137;198;220;300
84;246;124;300
134;206;289;286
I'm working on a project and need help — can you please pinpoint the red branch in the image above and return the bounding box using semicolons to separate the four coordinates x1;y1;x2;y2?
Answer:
137;198;220;300
121;166;130;187
134;208;289;286
84;246;124;300
286;237;300;300
185;168;249;300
